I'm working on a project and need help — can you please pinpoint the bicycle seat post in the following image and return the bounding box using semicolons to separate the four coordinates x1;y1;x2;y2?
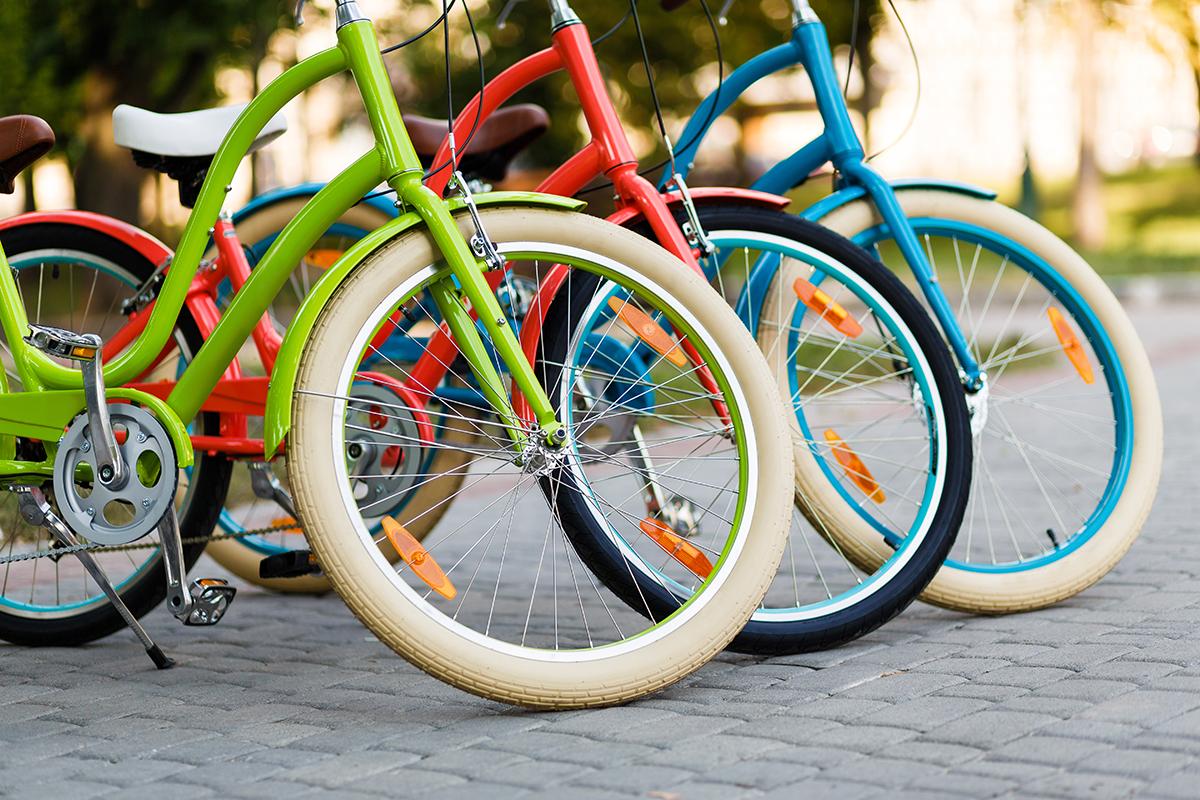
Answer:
791;0;819;24
546;0;581;31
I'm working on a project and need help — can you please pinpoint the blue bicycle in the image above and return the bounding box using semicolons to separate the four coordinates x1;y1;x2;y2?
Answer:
220;0;1158;615
668;0;1161;612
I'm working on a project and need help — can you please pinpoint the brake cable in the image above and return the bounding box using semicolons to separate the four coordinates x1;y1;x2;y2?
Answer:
577;0;728;197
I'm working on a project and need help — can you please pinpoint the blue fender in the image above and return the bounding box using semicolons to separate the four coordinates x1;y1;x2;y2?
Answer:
232;182;400;225
799;178;997;223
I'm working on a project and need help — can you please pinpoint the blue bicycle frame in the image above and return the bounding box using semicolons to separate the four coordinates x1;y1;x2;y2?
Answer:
669;0;986;389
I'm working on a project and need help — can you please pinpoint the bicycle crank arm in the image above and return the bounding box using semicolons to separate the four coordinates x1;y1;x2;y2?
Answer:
158;509;237;627
26;325;126;487
15;487;174;670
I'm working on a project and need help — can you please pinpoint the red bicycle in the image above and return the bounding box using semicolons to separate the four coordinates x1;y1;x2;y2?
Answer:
0;0;970;654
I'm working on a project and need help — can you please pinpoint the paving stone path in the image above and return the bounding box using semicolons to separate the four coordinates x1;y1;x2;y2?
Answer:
0;300;1196;800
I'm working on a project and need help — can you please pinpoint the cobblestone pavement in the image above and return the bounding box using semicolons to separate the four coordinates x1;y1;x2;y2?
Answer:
0;300;1197;800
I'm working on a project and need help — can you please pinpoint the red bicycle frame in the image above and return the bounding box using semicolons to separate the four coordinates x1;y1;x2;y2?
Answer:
419;17;787;420
120;215;431;456
118;215;279;456
0;14;786;460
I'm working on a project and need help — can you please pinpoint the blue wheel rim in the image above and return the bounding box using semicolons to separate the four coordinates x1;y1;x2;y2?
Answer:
565;231;944;619
0;253;163;614
852;217;1132;574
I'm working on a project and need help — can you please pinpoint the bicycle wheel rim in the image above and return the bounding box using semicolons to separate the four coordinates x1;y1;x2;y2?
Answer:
556;227;950;623
308;248;761;659
856;218;1128;573
0;249;199;617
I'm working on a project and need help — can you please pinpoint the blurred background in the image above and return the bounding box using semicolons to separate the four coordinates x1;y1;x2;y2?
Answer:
0;0;1195;278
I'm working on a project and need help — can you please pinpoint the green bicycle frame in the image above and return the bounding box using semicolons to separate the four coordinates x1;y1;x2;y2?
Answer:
0;16;563;467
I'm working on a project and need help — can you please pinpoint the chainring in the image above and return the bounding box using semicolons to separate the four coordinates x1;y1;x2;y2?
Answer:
52;403;178;545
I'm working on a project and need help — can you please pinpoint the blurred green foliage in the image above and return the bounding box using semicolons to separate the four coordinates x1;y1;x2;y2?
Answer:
386;0;880;175
0;0;290;218
0;0;290;164
0;0;881;217
1039;164;1200;275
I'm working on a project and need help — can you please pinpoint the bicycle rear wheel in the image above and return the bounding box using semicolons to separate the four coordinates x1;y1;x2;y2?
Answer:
0;222;228;645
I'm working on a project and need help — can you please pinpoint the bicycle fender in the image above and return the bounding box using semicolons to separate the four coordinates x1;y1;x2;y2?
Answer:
800;179;997;223
605;186;790;228
232;182;400;224
262;191;585;457
0;210;174;267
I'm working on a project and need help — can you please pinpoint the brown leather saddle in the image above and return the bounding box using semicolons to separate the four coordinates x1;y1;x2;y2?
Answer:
0;115;55;194
403;104;549;183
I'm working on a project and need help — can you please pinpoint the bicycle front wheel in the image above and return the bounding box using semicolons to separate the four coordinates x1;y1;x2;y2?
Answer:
603;204;970;653
288;207;793;708
819;189;1162;612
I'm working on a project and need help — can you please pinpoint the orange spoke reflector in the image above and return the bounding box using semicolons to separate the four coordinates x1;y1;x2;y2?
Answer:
1047;307;1094;384
794;278;863;339
304;248;345;269
639;518;713;579
382;516;457;600
607;297;687;368
271;516;303;534
824;429;885;503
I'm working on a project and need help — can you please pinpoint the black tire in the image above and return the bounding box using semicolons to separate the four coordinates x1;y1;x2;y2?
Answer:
537;204;971;654
0;223;232;646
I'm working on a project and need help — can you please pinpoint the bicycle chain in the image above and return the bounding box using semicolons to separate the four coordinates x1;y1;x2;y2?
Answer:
0;522;301;565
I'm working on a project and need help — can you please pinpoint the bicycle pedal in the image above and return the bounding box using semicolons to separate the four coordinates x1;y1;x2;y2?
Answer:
25;324;100;360
258;550;320;580
183;578;236;626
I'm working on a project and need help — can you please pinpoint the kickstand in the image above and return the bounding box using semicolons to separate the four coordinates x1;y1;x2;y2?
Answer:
16;487;174;669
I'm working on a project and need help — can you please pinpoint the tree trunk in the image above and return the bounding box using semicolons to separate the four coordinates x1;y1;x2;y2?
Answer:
1187;21;1200;166
72;72;144;224
1194;62;1200;166
852;11;877;152
1070;0;1105;251
21;170;36;213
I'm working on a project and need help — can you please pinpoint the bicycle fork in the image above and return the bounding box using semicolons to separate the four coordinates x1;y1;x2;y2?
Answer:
402;173;565;452
839;163;986;391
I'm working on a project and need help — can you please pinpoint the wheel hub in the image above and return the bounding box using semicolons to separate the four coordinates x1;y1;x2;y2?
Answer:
517;437;568;477
965;375;990;438
344;383;425;514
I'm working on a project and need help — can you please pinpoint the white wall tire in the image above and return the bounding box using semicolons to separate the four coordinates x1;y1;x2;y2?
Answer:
287;208;793;708
809;190;1162;613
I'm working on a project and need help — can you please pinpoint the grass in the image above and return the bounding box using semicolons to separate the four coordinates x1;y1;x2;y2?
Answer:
1033;161;1200;276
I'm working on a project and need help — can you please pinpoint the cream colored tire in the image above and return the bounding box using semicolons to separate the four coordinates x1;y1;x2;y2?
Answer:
204;199;476;593
799;190;1162;613
755;256;940;576
288;208;793;708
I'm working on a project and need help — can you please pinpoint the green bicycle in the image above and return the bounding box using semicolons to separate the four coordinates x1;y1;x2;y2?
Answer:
0;0;793;709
